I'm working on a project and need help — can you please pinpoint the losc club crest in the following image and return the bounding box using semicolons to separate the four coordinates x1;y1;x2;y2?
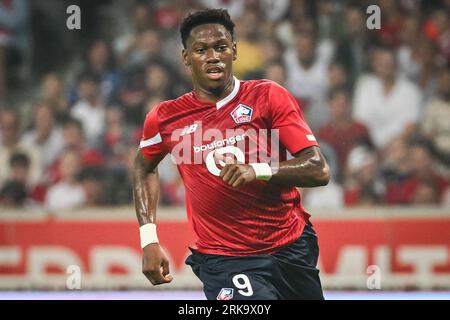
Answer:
231;104;253;124
217;288;234;300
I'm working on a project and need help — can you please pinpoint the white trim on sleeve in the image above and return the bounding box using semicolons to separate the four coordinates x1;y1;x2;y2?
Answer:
140;133;162;148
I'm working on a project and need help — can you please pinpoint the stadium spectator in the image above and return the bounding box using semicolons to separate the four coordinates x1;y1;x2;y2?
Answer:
45;147;86;213
284;30;333;129
408;143;449;203
408;39;440;104
79;167;105;207
0;180;27;207
232;10;265;79
20;102;64;171
412;180;440;205
118;66;147;126
328;62;350;92
381;137;413;204
259;0;290;23
121;29;164;70
59;117;104;168
263;61;287;87
303;141;344;209
374;0;403;47
422;8;450;61
101;107;133;168
344;145;384;206
114;2;153;67
0;0;28;102
334;4;375;87
317;88;371;181
0;152;29;207
353;46;422;149
152;0;189;31
196;0;246;19
102;145;135;205
384;142;449;205
69;40;122;105
39;73;69;124
144;61;175;100
70;72;106;147
46;118;104;186
421;67;450;166
397;15;421;80
0;109;42;187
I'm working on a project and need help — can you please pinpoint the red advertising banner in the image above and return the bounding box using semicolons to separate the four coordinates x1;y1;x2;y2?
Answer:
1;212;449;289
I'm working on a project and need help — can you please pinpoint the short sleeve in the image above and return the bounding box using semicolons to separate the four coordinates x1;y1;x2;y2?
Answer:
268;82;319;154
139;105;167;161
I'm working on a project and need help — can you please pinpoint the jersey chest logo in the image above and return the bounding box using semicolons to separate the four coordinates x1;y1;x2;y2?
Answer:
230;104;253;124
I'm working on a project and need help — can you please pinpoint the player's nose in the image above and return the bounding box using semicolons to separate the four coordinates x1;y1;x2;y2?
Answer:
205;48;220;63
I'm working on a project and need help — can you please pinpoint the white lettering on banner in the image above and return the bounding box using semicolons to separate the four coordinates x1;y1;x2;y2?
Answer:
0;247;21;267
398;246;449;275
1;244;450;289
91;246;141;277
28;247;84;276
374;245;391;274
334;246;367;275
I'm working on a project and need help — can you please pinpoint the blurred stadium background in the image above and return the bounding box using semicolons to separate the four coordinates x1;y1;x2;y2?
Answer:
0;0;450;299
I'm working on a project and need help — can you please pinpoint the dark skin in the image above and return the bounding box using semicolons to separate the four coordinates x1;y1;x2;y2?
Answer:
133;23;330;286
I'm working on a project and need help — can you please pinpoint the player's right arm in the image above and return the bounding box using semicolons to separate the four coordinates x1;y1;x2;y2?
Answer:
132;106;172;285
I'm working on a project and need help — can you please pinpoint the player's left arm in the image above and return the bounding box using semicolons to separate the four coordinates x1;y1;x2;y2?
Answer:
269;145;330;187
216;146;329;188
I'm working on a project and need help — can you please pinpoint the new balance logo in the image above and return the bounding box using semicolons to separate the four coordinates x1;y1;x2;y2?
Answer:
180;124;199;136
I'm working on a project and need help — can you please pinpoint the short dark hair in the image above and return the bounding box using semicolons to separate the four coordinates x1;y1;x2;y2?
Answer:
9;152;30;168
328;87;350;101
0;181;27;206
180;9;235;48
63;117;83;133
77;71;101;85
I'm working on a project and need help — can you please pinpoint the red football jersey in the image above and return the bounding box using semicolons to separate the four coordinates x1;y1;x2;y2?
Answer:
140;78;319;256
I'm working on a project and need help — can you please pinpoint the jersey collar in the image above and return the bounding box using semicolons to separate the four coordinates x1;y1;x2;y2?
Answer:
216;76;240;110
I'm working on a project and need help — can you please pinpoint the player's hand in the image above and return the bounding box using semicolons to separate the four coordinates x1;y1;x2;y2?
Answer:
142;243;173;285
214;151;256;188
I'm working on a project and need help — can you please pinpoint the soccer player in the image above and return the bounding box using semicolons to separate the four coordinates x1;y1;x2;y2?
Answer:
133;9;330;300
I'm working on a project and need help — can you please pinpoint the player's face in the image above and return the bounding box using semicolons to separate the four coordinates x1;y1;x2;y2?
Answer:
183;23;237;95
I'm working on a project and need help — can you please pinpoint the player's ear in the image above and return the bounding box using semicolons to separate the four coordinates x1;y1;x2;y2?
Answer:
232;42;237;61
182;48;190;67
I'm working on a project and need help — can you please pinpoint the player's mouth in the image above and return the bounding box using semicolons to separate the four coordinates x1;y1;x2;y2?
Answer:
205;66;224;80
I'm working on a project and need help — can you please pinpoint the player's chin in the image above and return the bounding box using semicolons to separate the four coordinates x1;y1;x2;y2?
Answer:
204;78;226;91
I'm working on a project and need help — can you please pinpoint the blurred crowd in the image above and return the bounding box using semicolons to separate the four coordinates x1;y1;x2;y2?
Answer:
0;0;449;212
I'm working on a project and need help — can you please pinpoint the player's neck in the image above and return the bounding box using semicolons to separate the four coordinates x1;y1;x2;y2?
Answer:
193;77;235;104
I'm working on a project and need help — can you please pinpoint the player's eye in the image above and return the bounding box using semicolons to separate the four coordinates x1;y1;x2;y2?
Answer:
216;45;227;51
195;48;205;53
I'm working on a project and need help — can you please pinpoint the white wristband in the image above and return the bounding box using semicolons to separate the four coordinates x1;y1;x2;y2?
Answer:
249;163;273;181
139;223;159;248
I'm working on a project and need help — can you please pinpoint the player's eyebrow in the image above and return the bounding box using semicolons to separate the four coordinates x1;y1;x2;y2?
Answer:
190;37;229;47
